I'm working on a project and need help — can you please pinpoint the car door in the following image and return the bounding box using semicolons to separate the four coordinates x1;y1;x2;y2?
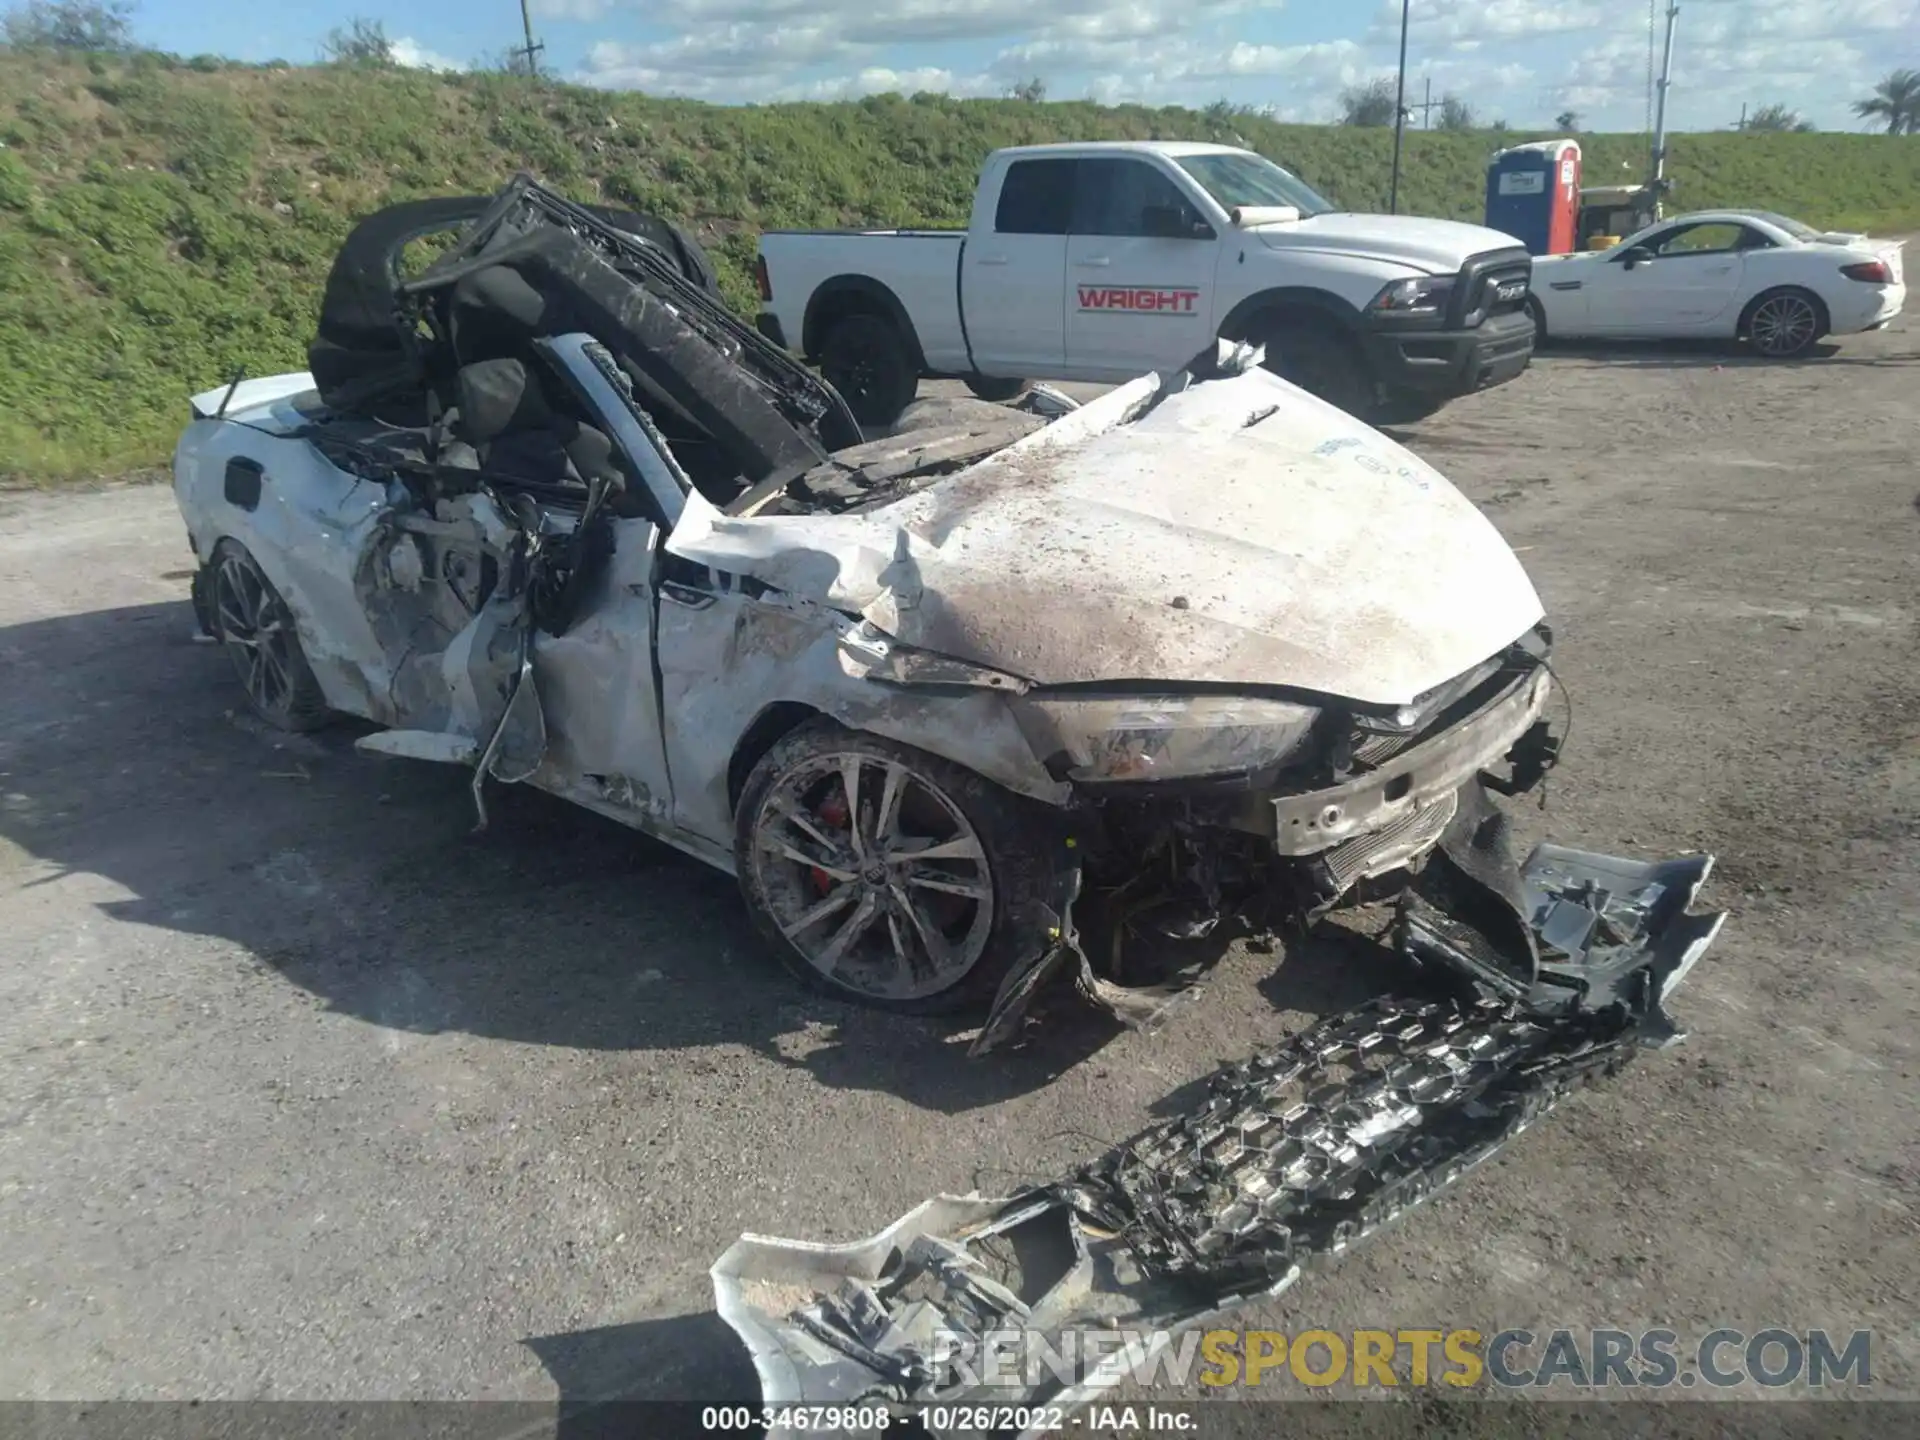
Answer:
528;514;677;823
512;336;686;826
1064;158;1219;377
960;158;1072;376
1591;221;1755;336
1534;258;1597;336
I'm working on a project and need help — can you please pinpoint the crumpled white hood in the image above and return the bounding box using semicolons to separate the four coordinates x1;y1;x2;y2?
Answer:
666;369;1544;706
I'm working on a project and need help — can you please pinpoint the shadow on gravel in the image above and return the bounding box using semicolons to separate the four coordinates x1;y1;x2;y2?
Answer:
524;1311;761;1438
1526;336;1920;369
0;600;1376;1116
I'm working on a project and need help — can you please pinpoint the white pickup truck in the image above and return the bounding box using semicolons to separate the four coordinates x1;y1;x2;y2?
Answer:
754;141;1538;428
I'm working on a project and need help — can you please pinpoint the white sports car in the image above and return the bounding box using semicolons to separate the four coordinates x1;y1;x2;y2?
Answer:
1529;209;1906;358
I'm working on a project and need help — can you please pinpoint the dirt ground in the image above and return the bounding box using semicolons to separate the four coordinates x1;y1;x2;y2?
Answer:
1;316;1916;1430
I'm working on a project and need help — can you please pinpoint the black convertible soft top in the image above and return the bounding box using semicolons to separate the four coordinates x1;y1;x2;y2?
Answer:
309;190;716;416
305;175;860;490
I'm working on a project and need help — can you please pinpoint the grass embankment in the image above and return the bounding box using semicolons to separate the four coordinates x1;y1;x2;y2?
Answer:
4;49;1918;479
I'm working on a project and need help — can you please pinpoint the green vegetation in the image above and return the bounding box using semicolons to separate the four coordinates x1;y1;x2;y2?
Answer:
3;50;1919;479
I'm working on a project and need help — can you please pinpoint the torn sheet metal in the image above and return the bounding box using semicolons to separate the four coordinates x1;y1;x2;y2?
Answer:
1397;780;1727;1046
716;975;1722;1436
663;365;1544;706
970;866;1209;1059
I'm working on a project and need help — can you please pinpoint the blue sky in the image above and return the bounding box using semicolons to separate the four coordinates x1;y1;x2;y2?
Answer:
139;0;1917;130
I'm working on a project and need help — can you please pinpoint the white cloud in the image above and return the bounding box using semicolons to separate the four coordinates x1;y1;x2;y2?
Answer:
572;0;1296;101
552;0;1918;126
1369;0;1609;45
530;0;617;18
1553;0;1919;132
391;37;466;73
776;67;1001;100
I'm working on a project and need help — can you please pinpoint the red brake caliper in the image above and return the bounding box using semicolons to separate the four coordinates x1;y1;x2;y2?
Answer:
809;788;851;896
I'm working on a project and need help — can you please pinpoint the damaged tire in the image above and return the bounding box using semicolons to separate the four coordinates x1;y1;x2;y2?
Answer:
1372;390;1446;427
818;313;918;432
734;719;1057;1014
208;539;331;733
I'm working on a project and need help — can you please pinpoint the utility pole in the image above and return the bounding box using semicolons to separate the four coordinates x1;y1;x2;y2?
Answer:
1649;0;1679;215
1389;0;1410;214
1406;76;1442;130
514;0;546;77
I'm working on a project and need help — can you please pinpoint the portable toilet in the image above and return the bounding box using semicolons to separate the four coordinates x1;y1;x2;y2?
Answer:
1483;139;1582;255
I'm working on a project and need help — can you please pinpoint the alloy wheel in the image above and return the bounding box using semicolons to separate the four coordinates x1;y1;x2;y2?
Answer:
1750;293;1818;358
212;550;302;721
747;750;995;1002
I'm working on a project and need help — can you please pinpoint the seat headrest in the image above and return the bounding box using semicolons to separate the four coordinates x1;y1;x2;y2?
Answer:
450;264;552;365
457;359;552;444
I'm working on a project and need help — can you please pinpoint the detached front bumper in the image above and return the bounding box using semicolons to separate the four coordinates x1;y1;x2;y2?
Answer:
1362;306;1535;399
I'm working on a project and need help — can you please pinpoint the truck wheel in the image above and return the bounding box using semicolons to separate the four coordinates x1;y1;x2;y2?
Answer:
964;375;1029;403
819;313;918;430
1260;317;1373;419
1372;391;1446;427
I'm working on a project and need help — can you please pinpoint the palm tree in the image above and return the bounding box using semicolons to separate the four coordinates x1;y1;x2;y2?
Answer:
1853;68;1920;134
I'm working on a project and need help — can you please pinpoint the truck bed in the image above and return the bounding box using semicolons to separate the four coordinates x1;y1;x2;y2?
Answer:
756;229;970;373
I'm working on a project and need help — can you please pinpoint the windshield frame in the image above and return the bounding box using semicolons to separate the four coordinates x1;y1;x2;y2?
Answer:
1173;151;1335;219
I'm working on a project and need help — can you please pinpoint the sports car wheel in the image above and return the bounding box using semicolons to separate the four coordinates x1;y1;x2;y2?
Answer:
209;539;331;732
1745;288;1823;359
734;720;1049;1014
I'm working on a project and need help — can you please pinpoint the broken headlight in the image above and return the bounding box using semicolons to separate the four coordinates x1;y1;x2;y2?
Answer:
1014;694;1320;784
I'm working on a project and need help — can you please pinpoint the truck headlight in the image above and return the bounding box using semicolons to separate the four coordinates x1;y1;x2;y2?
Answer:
1013;694;1321;783
1369;275;1456;314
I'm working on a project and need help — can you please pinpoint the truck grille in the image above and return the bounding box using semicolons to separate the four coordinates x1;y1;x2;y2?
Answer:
1476;265;1532;316
1451;246;1534;327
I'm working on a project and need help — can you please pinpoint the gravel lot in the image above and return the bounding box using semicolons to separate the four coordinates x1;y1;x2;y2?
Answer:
2;317;1916;1428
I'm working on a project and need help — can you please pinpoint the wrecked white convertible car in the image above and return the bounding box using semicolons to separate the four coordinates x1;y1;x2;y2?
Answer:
168;176;1729;1434
172;176;1719;1060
